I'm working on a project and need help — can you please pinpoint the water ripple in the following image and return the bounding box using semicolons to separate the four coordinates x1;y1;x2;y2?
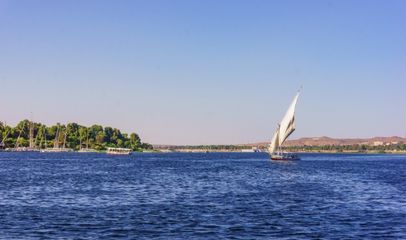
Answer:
0;152;405;239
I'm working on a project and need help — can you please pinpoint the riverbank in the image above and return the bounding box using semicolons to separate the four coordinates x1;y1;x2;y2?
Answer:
154;149;406;154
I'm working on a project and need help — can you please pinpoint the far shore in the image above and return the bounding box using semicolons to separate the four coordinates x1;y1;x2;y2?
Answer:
1;148;406;155
154;149;406;154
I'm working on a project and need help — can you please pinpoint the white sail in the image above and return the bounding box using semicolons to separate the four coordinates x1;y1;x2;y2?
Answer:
269;91;300;153
268;126;280;153
278;92;300;146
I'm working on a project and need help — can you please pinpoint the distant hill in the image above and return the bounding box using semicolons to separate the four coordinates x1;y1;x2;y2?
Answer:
245;136;406;147
153;136;406;149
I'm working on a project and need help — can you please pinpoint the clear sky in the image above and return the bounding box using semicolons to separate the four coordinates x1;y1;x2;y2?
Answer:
0;0;405;145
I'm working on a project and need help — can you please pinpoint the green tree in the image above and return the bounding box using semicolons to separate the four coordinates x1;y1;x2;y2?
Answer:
116;139;124;148
1;119;147;151
78;127;88;149
104;127;113;143
130;133;141;150
96;132;105;144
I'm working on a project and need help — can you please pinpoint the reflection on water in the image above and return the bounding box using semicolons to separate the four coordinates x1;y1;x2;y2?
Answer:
0;152;405;239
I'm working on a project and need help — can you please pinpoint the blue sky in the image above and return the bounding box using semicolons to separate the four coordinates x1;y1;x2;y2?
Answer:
0;0;405;144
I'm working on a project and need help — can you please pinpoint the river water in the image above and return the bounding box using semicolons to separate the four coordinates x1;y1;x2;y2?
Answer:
0;152;405;239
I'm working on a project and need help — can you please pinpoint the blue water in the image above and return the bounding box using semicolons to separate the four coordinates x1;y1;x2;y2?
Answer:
0;152;405;239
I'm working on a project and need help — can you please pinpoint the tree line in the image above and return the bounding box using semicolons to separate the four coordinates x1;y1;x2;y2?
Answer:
0;120;152;151
165;145;247;150
160;144;406;153
284;144;406;153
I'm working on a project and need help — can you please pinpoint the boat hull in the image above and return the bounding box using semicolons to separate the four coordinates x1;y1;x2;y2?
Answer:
106;147;132;155
6;147;40;152
106;152;131;155
41;148;73;153
270;153;300;161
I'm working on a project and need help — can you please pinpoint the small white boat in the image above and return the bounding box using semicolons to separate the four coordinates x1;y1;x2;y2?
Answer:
7;147;40;152
41;148;73;153
78;148;98;153
241;147;261;153
269;90;301;161
106;147;132;155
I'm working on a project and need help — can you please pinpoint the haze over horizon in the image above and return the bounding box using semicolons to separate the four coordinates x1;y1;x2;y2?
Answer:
1;0;405;145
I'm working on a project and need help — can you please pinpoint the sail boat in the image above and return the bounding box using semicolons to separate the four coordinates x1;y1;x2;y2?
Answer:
0;122;8;150
10;120;39;152
41;125;72;152
269;90;301;160
78;128;97;152
38;126;47;149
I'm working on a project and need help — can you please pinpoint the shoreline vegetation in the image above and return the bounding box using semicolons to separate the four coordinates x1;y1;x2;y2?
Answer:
153;142;406;154
0;120;152;152
153;136;406;154
1;120;406;154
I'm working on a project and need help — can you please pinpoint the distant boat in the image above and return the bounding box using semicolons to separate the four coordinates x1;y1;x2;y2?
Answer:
241;147;261;153
269;90;301;160
41;125;73;153
0;122;9;151
106;147;132;155
78;128;97;153
8;120;39;152
78;148;98;153
41;148;73;153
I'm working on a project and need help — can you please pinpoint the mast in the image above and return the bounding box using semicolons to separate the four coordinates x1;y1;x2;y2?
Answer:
63;128;67;149
1;122;10;147
44;127;47;148
29;120;34;148
34;126;40;149
86;128;89;149
15;121;25;148
39;126;43;148
54;125;59;149
37;126;48;149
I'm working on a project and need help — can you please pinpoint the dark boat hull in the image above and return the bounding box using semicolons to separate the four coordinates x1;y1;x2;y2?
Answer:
271;153;300;161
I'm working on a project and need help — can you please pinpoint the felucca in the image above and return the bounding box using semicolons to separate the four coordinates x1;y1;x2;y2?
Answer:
41;125;73;152
9;120;39;152
269;90;301;160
